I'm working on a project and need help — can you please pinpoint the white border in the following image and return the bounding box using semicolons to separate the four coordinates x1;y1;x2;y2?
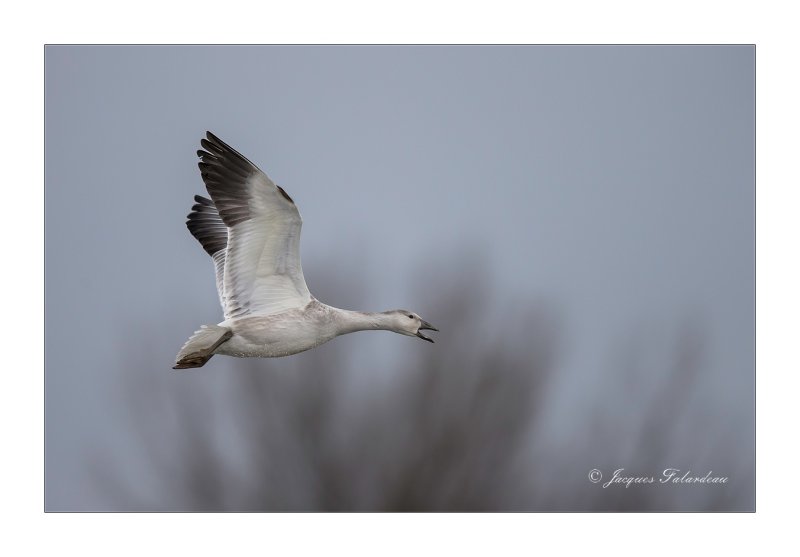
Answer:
5;0;797;554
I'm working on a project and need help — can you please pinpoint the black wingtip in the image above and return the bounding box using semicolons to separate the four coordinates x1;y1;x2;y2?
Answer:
276;185;295;204
185;194;227;256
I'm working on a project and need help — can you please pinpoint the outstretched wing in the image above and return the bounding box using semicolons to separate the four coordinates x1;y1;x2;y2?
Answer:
197;131;312;319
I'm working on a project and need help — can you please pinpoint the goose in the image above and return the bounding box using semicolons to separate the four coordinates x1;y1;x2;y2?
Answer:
173;132;438;369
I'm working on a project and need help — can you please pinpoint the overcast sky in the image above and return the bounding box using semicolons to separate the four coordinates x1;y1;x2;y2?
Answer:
45;45;754;510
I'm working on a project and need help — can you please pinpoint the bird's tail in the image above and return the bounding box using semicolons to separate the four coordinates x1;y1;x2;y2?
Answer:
173;324;232;369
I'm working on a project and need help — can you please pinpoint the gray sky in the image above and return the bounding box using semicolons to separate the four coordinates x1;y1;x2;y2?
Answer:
45;45;754;510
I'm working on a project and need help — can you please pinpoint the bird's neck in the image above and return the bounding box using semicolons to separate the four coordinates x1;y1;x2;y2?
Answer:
330;307;394;335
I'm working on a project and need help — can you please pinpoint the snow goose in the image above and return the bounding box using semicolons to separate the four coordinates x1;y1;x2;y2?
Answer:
173;132;437;369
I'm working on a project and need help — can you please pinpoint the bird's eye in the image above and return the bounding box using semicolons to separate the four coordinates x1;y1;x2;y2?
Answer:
408;315;413;319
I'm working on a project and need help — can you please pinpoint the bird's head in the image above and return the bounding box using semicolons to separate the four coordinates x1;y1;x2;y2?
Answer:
386;310;439;343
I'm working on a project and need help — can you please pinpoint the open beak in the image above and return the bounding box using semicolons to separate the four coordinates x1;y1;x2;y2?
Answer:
416;320;439;343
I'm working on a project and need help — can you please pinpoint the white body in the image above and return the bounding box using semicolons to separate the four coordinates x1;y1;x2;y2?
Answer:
215;300;391;358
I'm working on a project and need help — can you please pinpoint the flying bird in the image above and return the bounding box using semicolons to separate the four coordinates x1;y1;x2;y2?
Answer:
173;132;437;369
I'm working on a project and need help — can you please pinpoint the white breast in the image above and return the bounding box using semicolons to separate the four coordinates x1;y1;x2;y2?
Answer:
214;300;340;358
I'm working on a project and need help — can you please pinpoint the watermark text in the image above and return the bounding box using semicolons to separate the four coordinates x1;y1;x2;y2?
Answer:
588;468;728;488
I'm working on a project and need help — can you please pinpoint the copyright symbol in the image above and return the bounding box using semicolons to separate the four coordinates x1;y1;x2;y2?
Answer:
588;469;602;483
